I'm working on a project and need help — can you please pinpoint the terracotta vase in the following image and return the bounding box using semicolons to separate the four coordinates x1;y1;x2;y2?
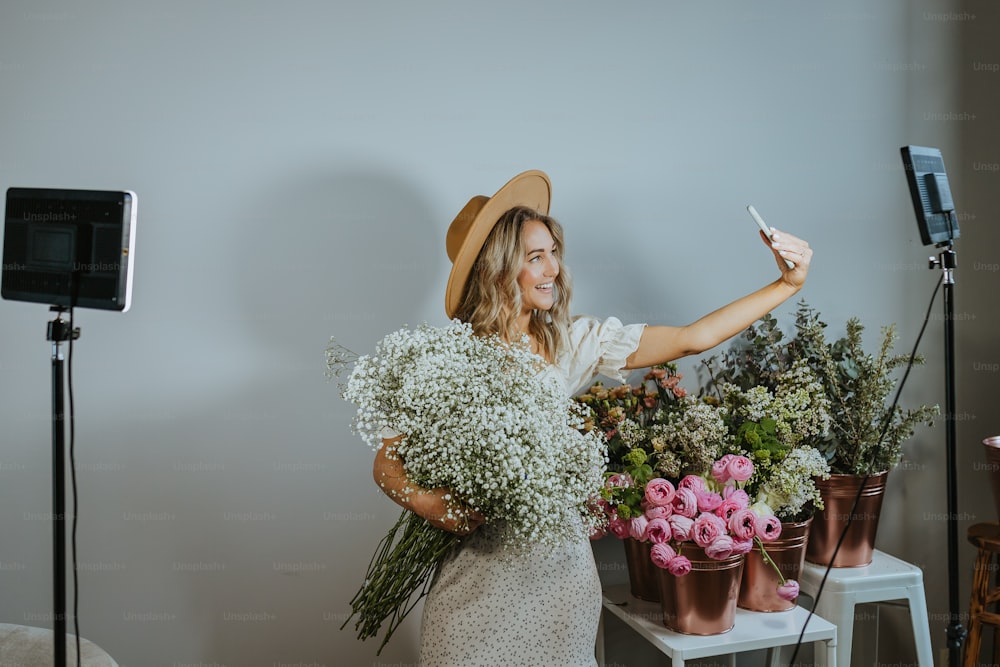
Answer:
738;518;811;612
806;471;888;567
622;537;659;602
656;545;744;635
981;436;1000;521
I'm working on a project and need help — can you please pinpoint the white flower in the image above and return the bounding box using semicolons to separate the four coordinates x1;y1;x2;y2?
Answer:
343;320;607;549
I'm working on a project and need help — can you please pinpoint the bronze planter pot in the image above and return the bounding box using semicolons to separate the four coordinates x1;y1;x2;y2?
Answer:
738;518;811;612
657;545;745;635
806;471;888;567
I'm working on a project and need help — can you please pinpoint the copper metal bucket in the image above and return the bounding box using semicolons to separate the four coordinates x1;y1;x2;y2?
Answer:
738;518;811;612
657;546;744;634
623;537;660;602
806;471;888;567
982;436;1000;522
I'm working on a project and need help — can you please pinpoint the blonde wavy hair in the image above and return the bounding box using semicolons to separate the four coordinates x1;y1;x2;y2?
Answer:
454;206;573;363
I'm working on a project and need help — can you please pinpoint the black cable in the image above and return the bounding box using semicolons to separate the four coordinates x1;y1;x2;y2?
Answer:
789;273;943;663
68;306;81;667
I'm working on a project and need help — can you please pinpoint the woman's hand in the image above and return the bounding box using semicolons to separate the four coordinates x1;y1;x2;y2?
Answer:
763;228;812;289
373;436;485;535
412;487;486;535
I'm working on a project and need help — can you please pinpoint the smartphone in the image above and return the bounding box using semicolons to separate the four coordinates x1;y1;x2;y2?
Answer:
746;204;794;268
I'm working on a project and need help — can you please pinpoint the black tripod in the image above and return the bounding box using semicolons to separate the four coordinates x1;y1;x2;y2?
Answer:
47;306;79;665
931;243;967;665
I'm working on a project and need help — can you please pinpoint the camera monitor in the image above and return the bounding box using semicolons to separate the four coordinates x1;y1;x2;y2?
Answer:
2;188;136;311
900;145;959;246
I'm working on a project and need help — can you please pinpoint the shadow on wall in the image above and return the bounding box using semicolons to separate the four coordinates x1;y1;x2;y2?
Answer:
71;166;446;666
229;166;444;351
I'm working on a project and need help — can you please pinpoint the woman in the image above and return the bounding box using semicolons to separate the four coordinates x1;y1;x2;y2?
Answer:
372;170;812;666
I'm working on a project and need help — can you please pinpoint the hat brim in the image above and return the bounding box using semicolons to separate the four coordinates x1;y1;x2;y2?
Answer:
445;170;551;319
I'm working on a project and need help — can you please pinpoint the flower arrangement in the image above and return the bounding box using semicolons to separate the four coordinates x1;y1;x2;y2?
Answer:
599;447;798;600
575;364;726;480
702;359;833;523
329;321;607;652
703;300;939;475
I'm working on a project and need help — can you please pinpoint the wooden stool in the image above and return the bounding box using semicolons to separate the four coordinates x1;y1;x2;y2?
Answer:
965;522;1000;667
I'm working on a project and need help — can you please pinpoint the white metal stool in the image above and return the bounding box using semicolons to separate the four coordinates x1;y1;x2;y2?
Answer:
798;549;934;666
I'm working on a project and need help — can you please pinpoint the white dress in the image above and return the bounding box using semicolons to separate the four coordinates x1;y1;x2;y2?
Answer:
418;316;646;667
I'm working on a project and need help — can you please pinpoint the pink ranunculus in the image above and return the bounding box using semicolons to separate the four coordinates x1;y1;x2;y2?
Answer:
645;518;672;545
726;455;755;482
695;489;724;513
776;579;800;602
728;508;758;541
667;514;694;541
723;486;750;508
629;515;650;541
711;454;735;484
731;538;755;556
608;516;631;539
704;535;735;560
678;475;707;493
692;512;727;548
645;504;673;520
667;554;692;576
755;514;783;542
606;472;633;488
672;487;699;518
649;542;677;569
644;478;676;507
715;498;743;521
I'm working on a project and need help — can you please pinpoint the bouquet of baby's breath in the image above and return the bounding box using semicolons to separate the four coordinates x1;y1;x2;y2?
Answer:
330;320;607;653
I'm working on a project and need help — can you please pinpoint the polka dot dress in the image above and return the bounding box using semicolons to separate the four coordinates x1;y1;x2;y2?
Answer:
417;316;646;666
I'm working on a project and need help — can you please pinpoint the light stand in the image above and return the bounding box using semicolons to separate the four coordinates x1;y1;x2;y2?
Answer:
46;306;79;666
930;244;965;665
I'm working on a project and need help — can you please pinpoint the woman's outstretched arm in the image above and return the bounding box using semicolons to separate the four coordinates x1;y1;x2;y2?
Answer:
625;228;812;367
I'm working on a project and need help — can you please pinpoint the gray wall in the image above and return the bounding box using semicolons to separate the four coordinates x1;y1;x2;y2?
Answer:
0;1;995;665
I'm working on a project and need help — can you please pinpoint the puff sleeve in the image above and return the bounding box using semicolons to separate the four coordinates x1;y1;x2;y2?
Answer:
558;315;646;394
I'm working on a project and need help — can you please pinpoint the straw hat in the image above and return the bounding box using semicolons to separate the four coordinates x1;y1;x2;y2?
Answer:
444;169;552;318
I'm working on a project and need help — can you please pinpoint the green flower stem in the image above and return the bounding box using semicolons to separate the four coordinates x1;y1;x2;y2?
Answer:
754;536;787;585
341;509;461;654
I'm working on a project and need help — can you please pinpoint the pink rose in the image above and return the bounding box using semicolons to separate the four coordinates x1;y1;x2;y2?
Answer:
715;498;743;521
723;487;750;508
608;516;630;539
606;473;633;489
728;508;758;541
667;555;692;576
695;489;724;513
645;504;673;520
645;518;672;544
672;487;699;518
678;475;707;492
668;515;694;541
755;515;783;542
727;455;755;482
649;542;677;569
704;535;735;560
629;515;650;541
731;538;755;556
776;579;800;602
711;454;735;484
692;512;727;548
644;478;676;507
